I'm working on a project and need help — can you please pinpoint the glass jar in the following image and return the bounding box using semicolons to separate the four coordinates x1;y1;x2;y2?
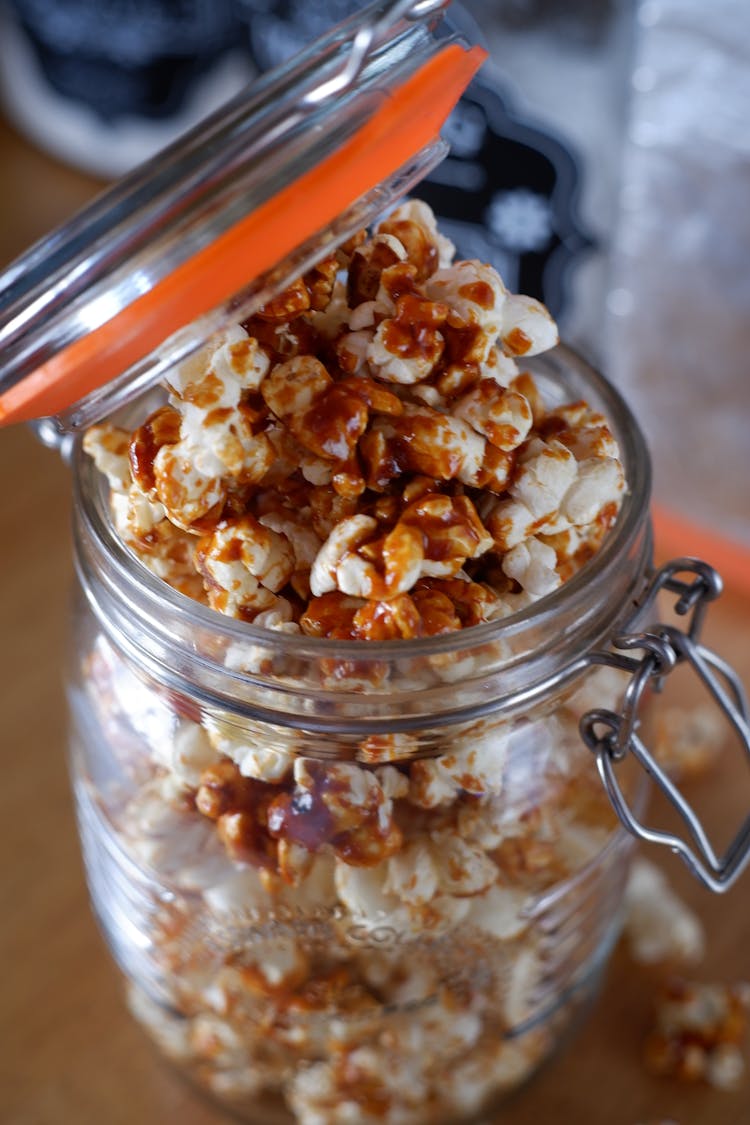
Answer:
68;345;652;1124
2;3;748;1124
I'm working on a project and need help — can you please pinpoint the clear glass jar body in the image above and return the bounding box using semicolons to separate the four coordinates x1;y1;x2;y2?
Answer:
68;347;651;1124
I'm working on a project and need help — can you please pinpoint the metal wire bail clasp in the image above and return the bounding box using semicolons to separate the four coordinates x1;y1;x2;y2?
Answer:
581;558;750;893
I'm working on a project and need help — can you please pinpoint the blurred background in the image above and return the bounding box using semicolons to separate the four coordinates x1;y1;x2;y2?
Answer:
2;7;749;1123
1;0;748;573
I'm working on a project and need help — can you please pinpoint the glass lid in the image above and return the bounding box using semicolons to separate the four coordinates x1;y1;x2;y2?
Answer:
0;0;484;432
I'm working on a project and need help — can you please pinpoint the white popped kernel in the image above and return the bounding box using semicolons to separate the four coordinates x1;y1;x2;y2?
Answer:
198;515;296;604
561;457;625;525
502;537;561;598
336;328;374;373
436;1037;539;1115
261;355;331;421
82;423;132;491
374;764;410;800
126;485;167;537
203;716;295;783
485;498;535;552
356;733;420;766
466;884;531;942
500;294;559;357
432;831;499;896
122;775;228;889
480;347;521;387
335;860;471;938
510;438;578;520
236;935;309;992
502;944;544;1027
310;277;350;340
152;441;228;528
384;840;440;905
408;731;508;809
347;303;377;331
258;511;323;571
453;383;533;452
706;1043;746;1091
309;514;378;597
623;858;705;966
165;720;220;788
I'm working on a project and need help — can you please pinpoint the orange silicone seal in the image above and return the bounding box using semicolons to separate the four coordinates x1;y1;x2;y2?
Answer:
0;42;486;428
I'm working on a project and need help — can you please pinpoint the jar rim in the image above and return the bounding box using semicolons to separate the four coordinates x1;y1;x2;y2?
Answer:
72;343;652;729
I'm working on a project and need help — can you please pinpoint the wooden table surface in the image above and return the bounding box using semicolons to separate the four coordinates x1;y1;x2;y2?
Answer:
1;114;749;1125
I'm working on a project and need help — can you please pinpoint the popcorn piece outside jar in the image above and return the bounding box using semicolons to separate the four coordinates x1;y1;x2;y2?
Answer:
623;858;705;967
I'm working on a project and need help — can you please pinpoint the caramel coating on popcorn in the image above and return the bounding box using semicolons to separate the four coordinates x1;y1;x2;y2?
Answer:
644;978;750;1091
89;622;626;1124
84;199;624;630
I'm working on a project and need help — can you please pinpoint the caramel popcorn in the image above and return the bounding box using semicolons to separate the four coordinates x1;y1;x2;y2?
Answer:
644;978;750;1091
79;201;636;1125
84;199;624;638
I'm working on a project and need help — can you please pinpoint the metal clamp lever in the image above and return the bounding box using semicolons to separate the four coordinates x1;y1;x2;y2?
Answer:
581;559;750;893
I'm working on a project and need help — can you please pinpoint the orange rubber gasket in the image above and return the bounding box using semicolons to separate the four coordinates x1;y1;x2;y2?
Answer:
0;43;486;427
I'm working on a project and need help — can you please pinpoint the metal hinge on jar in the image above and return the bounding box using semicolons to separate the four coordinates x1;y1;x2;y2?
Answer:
581;558;750;893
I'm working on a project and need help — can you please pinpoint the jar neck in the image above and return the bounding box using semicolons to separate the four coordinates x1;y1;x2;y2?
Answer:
72;346;653;734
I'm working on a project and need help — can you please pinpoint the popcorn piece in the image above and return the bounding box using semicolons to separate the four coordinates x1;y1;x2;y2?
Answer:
232;935;310;997
385;832;498;902
168;325;270;402
121;774;229;889
377;198;455;275
82;423;132;491
195;514;295;618
309;514;380;597
356;733;419;765
434;1035;542;1116
346;232;407;306
499;293;559;357
425;259;508;363
335;860;471;938
560;455;625;526
502;536;561;598
154;718;220;788
453;382;533;452
623;859;705;966
195;758;281;869
267;759;402;867
408;726;509;810
652;703;725;781
366;293;448;385
465;885;531;943
134;328;278;530
203;716;295;783
288;1047;429;1125
644;978;750;1090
